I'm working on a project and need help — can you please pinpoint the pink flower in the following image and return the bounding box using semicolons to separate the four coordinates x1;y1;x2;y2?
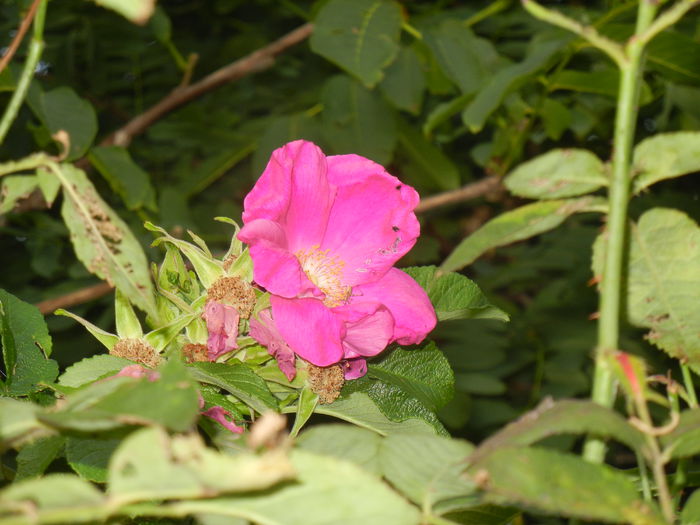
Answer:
202;406;245;434
202;301;239;360
115;364;160;381
249;309;297;381
238;140;436;371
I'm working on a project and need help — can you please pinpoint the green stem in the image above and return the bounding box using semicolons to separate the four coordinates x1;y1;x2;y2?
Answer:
681;364;698;408
464;0;512;28
583;0;658;465
0;0;47;145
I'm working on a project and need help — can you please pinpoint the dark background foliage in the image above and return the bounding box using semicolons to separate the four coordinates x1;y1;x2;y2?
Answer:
1;0;699;444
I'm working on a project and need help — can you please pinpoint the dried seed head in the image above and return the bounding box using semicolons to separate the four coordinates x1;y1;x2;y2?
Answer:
222;254;237;272
182;343;209;363
307;364;345;404
111;338;160;368
207;276;257;318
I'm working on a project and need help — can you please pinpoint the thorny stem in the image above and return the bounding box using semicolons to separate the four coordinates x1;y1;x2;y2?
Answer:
0;0;47;145
582;0;657;465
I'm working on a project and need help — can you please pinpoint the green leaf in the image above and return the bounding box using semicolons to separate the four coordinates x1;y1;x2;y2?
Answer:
36;167;61;206
541;99;572;141
442;506;520;525
471;399;646;463
403;266;508;322
632;132;700;194
42;358;200;432
175;450;421;525
189;361;278;413
380;46;426;114
15;436;65;480
626;209;700;368
146;221;223;289
468;447;665;525
681;489;700;525
310;0;402;88
0;175;38;214
88;146;157;211
396;119;460;191
381;433;474;511
108;426;294;504
462;35;564;133
368;342;454;412
316;391;437;436
0;474;106;521
66;436;120;483
251;114;319;177
297;423;383;475
440;197;604;273
321;74;397;164
55;309;120;351
39;87;97;161
550;69;653;103
290;386;318;438
504;149;608;199
57;163;157;318
0;398;43;445
648;30;700;86
0;289;58;396
89;0;155;24
424;20;498;94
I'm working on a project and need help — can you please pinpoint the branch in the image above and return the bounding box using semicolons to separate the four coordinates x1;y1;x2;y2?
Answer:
415;176;502;214
521;0;626;66
0;0;41;74
636;0;700;47
104;23;314;147
35;282;113;315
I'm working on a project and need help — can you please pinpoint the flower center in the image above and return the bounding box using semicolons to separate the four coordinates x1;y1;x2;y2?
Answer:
296;246;351;307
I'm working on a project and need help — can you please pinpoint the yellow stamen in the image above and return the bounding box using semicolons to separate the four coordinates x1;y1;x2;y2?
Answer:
296;245;351;307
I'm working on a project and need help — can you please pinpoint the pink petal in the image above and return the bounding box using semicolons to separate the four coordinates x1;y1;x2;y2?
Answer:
242;140;334;251
115;364;160;381
334;302;394;358
321;175;421;286
202;406;244;434
341;358;368;380
250;310;297;381
238;219;317;298
326;154;390;187
271;295;345;367
203;301;240;360
353;268;436;346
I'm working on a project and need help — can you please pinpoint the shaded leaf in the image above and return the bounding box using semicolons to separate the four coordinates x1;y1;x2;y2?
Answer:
15;436;65;480
381;433;474;511
626;208;700;368
681;489;700;525
0;175;38;214
310;0;401;88
660;409;700;459
321;74;397;164
89;146;157;211
316;391;437;436
189;361;278;413
297;423;383;475
57;164;157;318
462;35;564;132
632;132;700;194
396;118;460;191
504;149;607;199
471;399;646;464
39;87;97;161
368;342;454;412
441;197;605;272
107;426;294;504
66;436;120;483
403;266;508;322
468;447;664;525
0;289;58;396
380;46;426;114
